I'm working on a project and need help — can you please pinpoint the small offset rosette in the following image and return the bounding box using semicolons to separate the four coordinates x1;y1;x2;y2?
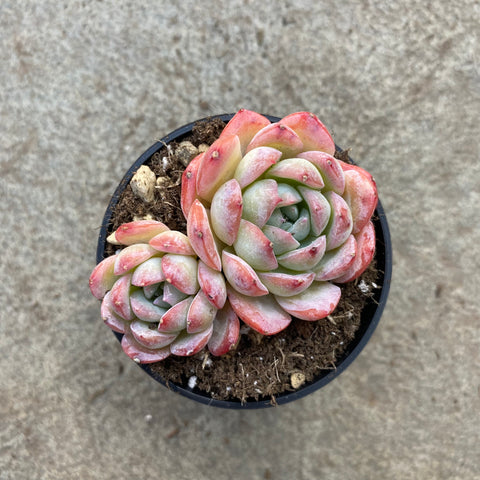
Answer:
89;220;240;363
181;110;378;336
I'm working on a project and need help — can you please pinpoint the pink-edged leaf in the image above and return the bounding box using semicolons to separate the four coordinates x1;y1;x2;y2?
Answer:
197;260;227;309
187;200;222;271
227;287;291;335
149;230;195;256
121;328;171;363
161;253;199;295
208;302;240;356
334;221;376;283
313;235;357;281
113;220;170;245
246;122;303;157
233;219;278;271
181;152;204;219
220;109;271;152
131;257;165;287
242;179;282;228
275;282;341;321
222;250;269;297
324;191;353;250
89;254;118;300
233;146;282;188
262;225;300;255
257;271;315;297
210;179;243;245
267;158;324;189
280;111;335;155
342;168;378;234
158;297;193;332
130;320;178;349
113;244;158;275
187;290;217;334
169;324;213;357
110;274;133;320
130;289;168;322
277;235;327;271
101;291;126;333
298;187;331;236
298;151;345;194
196;135;242;202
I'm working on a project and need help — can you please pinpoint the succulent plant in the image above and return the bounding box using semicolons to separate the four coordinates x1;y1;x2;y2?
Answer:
89;220;240;363
89;110;378;363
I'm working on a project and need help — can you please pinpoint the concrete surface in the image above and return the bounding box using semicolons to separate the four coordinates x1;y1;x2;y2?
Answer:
1;1;479;479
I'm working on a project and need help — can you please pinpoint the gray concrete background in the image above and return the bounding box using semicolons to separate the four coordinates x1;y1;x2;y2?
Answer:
1;1;479;479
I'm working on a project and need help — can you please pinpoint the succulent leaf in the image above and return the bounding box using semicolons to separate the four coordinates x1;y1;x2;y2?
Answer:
101;291;127;333
334;221;376;283
149;230;195;256
161;283;190;306
169;324;213;357
262;224;300;255
197;260;227;309
89;254;118;300
130;320;178;349
227;287;291;335
241;179;282;228
287;208;310;242
158;297;192;333
298;151;345;194
276;183;303;207
187;200;222;271
274;282;341;321
130;289;168;322
298;187;331;236
267;158;324;189
246;122;303;157
208;302;240;356
196;135;242;202
233;220;278;271
323;191;353;250
277;235;326;271
181;152;204;219
313;235;357;281
222;250;269;297
220;109;271;152
161;254;199;295
210;179;243;245
112;220;170;245
186;290;217;334
113;244;158;275
234;146;282;188
342;168;378;234
257;271;315;297
280;112;335;155
131;257;165;287
110;274;134;321
122;328;171;363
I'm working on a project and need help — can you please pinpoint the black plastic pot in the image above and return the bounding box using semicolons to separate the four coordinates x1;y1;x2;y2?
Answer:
96;114;392;409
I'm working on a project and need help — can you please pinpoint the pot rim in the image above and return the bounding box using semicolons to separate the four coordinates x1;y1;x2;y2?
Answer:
96;113;392;409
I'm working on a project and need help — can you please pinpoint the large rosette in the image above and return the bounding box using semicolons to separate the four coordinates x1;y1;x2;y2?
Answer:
182;110;378;335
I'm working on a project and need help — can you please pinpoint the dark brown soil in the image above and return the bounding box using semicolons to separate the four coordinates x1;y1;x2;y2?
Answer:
104;117;380;403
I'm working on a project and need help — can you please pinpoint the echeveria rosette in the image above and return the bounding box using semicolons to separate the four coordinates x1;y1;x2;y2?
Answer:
181;109;378;335
89;220;240;363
